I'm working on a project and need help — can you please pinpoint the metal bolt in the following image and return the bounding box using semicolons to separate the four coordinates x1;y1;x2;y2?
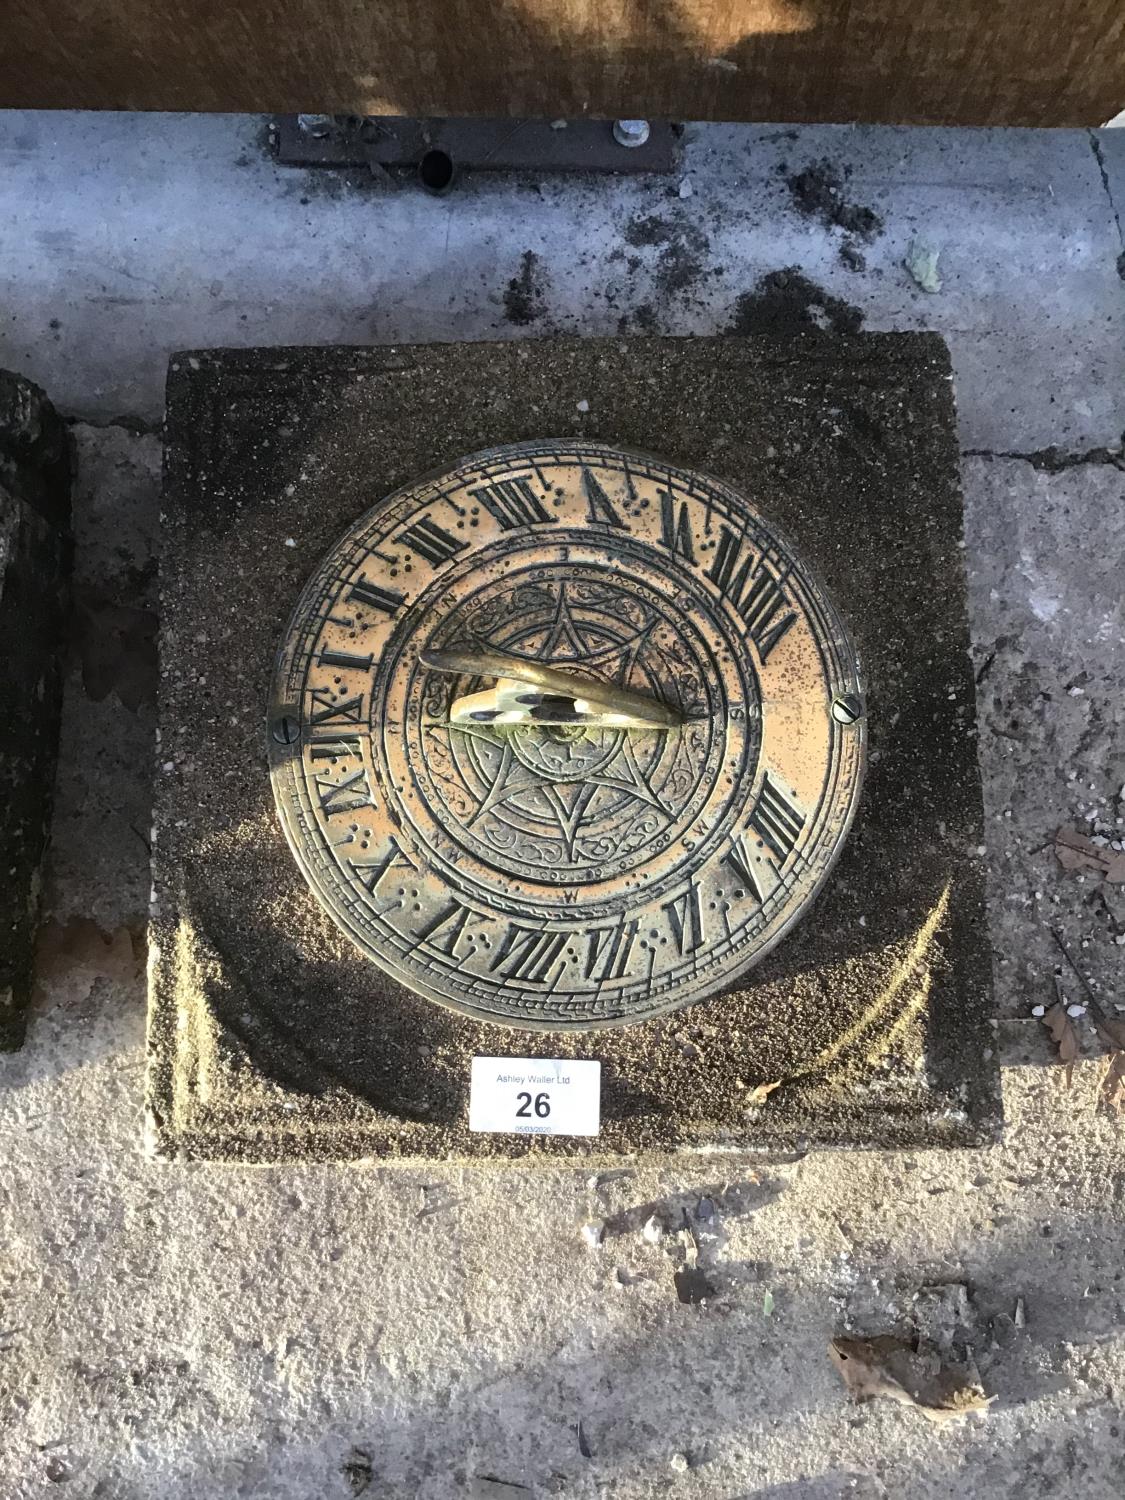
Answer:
831;693;864;726
296;114;334;139
272;715;301;745
613;119;651;149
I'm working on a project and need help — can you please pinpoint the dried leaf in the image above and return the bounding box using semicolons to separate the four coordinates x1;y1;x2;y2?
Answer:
1092;1014;1125;1052
1054;827;1125;882
828;1337;994;1423
35;917;144;1000
673;1265;715;1305
745;1079;782;1106
72;588;158;712
914;1384;996;1425
829;1337;917;1409
1041;1002;1079;1085
1098;1051;1125;1116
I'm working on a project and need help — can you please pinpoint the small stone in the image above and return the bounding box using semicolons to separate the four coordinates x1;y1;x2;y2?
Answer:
904;239;943;293
678;176;694;199
575;398;590;413
580;1221;604;1249
550;119;568;131
670;1453;690;1473
284;537;297;548
641;1214;663;1244
1031;1004;1045;1017
1066;1004;1086;1018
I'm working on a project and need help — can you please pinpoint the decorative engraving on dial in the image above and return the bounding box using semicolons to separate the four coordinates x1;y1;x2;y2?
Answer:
268;441;865;1031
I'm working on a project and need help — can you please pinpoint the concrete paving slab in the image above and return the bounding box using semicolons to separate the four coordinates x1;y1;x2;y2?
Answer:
1093;127;1125;253
963;455;1125;1025
0;372;71;1049
0;116;1121;453
150;334;999;1160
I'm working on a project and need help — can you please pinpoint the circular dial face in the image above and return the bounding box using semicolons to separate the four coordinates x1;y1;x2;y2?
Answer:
268;441;865;1031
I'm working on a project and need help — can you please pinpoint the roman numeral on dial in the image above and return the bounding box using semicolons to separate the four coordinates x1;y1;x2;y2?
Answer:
490;925;568;983
317;648;374;672
308;689;364;726
722;833;765;903
416;899;473;957
706;527;797;663
659;489;695;563
581;468;625;528
350;836;413;894
749;773;805;863
584;917;638;982
348;578;404;616
315;767;374;815
663;881;704;955
469;475;555;529
309;735;363;758
396;515;466;566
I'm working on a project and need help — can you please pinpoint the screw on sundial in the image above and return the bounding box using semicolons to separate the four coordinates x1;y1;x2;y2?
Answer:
831;693;865;725
271;714;301;745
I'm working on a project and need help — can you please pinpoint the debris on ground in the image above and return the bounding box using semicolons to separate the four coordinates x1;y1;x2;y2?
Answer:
784;159;883;241
1092;1014;1125;1115
904;239;943;293
641;1213;663;1244
341;1447;374;1497
502;250;547;325
34;917;144;1000
828;1335;995;1423
416;1183;461;1220
72;587;158;711
672;1211;715;1304
839;241;867;272
728;269;864;336
1098;1050;1125;1114
1047;929;1125;1109
1040;1000;1079;1085
580;1221;604;1250
745;1079;782;1106
1054;826;1125;882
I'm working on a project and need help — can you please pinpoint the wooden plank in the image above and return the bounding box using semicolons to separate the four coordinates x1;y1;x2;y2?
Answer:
3;1;1124;126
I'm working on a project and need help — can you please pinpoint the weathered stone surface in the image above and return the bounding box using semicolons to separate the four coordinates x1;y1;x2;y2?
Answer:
149;334;1000;1160
0;371;71;1050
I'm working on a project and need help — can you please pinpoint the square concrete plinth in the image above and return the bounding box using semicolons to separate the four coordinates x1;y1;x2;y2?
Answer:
147;335;1000;1162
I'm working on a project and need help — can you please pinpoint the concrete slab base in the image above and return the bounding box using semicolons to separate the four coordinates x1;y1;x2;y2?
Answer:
149;333;999;1162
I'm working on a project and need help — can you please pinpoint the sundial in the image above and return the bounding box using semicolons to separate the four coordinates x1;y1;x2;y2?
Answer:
268;440;865;1030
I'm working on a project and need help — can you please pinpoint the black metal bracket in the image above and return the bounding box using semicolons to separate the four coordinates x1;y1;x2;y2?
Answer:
271;115;680;191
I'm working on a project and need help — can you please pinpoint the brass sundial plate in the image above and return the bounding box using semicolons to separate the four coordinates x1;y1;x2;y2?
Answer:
268;441;865;1030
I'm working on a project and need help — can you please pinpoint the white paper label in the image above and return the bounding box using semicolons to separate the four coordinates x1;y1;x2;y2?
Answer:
469;1057;601;1136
